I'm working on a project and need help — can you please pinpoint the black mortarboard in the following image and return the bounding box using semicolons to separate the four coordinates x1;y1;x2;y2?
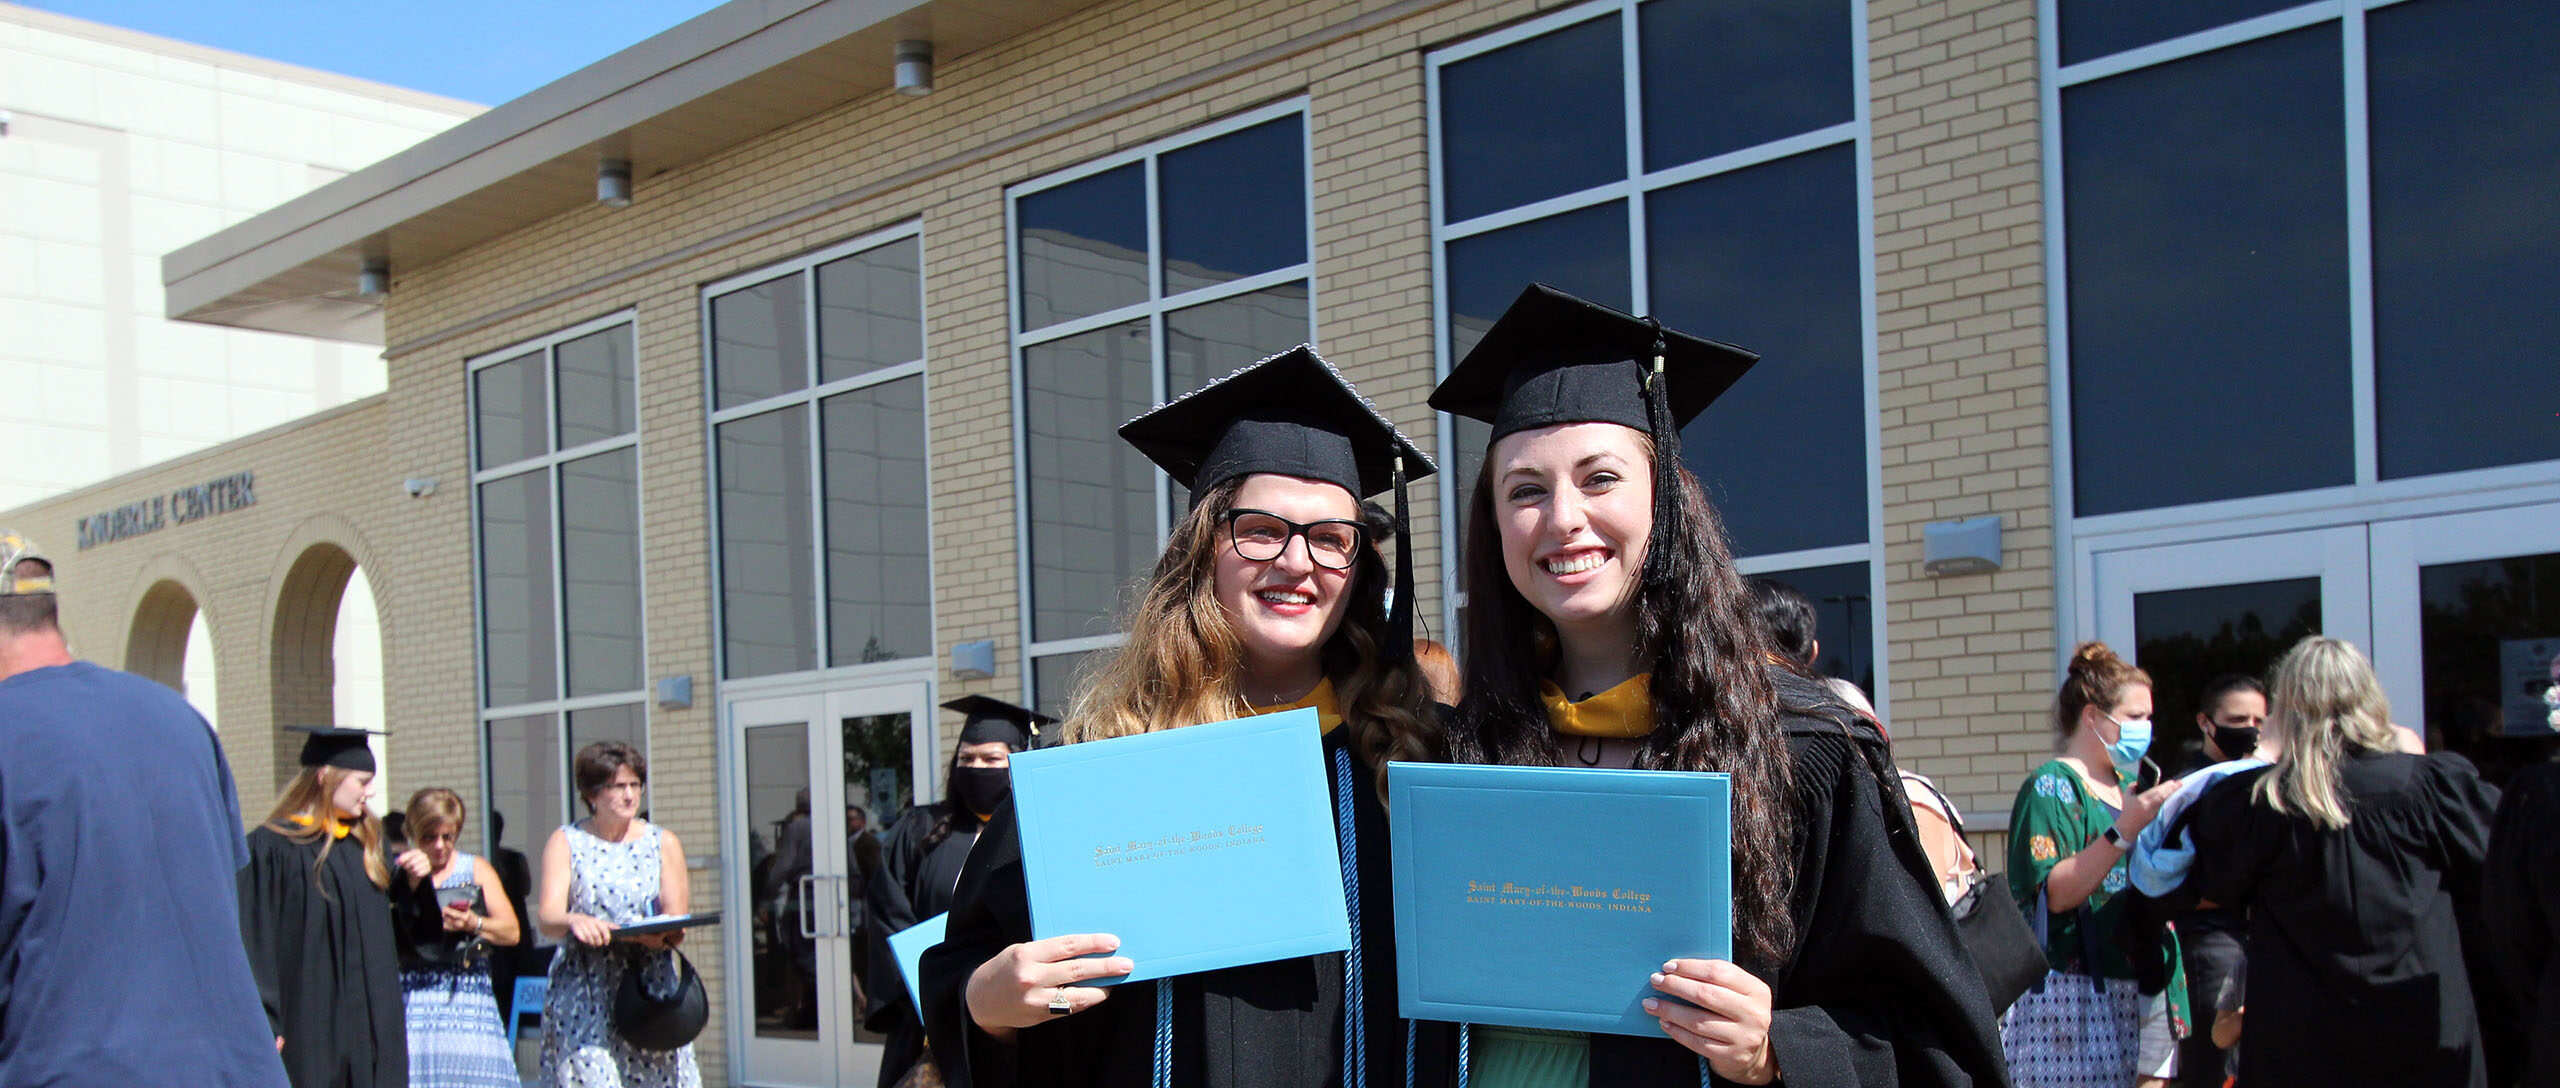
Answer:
1119;344;1434;508
942;695;1056;751
1429;284;1759;443
1430;284;1760;591
285;725;386;773
1119;344;1439;662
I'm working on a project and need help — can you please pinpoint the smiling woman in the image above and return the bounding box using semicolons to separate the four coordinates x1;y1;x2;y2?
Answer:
920;344;1443;1088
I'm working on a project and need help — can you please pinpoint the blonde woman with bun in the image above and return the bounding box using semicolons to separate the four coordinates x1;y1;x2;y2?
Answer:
2001;642;2186;1088
2187;636;2499;1087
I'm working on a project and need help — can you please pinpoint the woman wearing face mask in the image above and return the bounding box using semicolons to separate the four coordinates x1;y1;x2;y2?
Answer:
2184;674;2267;773
2002;643;2186;1088
1416;285;2005;1087
239;726;406;1088
863;697;1050;1088
920;346;1442;1088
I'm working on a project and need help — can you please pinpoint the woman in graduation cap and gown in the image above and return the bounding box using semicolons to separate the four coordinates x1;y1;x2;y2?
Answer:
1415;285;2007;1088
240;726;408;1088
920;345;1444;1088
863;696;1051;1087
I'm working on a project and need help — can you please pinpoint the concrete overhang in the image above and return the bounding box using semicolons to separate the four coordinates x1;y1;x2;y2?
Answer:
162;0;1105;345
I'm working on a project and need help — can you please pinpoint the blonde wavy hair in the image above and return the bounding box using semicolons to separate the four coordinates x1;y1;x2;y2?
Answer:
262;765;391;892
2254;636;2396;830
1061;476;1441;802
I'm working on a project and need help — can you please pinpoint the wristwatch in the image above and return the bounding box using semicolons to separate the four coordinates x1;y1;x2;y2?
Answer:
2101;825;2128;850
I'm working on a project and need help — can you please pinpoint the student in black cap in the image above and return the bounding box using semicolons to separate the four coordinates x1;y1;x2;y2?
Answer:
863;696;1052;1087
239;726;406;1088
1421;284;2005;1087
922;344;1442;1088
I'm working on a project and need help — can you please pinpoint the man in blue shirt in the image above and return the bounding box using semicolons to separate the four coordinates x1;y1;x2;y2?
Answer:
0;533;286;1087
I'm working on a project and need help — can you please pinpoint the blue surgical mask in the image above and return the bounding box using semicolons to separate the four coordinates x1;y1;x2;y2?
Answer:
2103;714;2152;773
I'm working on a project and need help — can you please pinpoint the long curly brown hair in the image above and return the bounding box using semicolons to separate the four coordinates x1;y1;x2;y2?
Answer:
1061;476;1442;802
1447;434;1806;970
262;766;391;893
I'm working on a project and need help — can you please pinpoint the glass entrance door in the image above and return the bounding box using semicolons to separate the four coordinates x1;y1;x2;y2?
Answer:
2370;501;2560;786
2089;526;2371;772
727;681;937;1087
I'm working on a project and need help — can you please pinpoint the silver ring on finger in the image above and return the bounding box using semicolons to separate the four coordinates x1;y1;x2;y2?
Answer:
1047;990;1074;1016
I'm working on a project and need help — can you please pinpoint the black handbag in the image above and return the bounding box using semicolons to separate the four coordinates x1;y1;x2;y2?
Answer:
613;947;709;1051
1913;777;2049;1013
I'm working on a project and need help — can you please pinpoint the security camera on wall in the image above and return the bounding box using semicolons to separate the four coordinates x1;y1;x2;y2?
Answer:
402;477;437;498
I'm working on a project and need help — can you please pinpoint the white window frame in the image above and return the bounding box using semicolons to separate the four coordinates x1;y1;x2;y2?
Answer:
1423;0;1887;715
1005;98;1318;707
2041;0;2560;657
698;221;941;696
466;309;651;837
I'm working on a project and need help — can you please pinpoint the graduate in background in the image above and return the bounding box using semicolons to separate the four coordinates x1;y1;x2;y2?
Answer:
239;726;406;1088
1419;285;2005;1086
863;696;1050;1087
921;345;1443;1088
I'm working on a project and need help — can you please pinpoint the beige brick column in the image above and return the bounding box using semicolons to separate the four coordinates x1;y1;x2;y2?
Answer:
1870;0;2056;833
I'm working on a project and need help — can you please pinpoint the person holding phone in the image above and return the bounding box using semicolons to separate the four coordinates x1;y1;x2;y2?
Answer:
535;741;701;1087
392;787;523;1087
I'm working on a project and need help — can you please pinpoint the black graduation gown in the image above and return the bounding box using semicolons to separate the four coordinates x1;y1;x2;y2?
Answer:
865;801;985;1087
1407;673;2009;1088
238;827;406;1088
2188;750;2501;1088
921;724;1405;1088
2481;760;2560;1087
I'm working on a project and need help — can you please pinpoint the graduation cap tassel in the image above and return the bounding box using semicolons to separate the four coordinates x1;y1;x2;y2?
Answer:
1640;319;1682;586
1389;453;1416;665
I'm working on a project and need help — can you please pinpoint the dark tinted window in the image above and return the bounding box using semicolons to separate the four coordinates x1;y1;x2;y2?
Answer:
1017;164;1148;329
2133;577;2320;770
485;713;561;843
559;449;642;696
2419;551;2560;784
1439;13;1624;223
822;378;932;666
1640;0;1852;170
478;472;556;706
1751;561;1876;698
711;275;809;410
2064;26;2350;516
554;327;635;448
1159;117;1306;295
1034;651;1098;721
1650;144;1865;555
816;237;924;384
717;405;817;677
1023;321;1155;642
2058;0;2305;66
473;352;546;469
2368;0;2560;480
1445;202;1632;543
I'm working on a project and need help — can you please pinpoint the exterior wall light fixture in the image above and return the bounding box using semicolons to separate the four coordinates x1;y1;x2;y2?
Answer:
356;258;390;298
598;159;634;207
895;40;934;96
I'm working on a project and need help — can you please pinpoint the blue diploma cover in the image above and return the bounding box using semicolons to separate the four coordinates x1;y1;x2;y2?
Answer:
1387;761;1732;1036
1008;708;1351;984
887;912;947;1017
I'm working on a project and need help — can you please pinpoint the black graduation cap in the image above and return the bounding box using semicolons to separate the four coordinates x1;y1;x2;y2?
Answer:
1429;283;1759;442
941;695;1056;751
1429;284;1760;592
1118;344;1439;661
284;725;386;774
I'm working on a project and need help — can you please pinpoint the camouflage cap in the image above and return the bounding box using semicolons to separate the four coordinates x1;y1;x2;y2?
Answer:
0;531;54;596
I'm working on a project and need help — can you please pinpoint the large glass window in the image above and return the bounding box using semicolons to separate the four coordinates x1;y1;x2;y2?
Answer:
2057;0;2560;518
470;318;645;842
707;230;933;679
1011;104;1313;706
1430;0;1873;685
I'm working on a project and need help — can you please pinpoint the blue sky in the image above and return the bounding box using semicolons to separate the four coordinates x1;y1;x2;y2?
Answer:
31;1;728;105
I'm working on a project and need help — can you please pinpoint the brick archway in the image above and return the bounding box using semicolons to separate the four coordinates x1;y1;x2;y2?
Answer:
125;578;203;694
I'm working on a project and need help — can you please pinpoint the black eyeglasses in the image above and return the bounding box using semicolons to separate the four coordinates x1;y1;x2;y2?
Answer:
1224;509;1367;570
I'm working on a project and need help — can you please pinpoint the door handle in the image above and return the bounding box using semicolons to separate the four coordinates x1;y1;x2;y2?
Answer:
795;873;819;940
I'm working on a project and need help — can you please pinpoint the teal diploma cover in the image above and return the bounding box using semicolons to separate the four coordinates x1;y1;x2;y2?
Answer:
1387;761;1732;1036
888;912;946;1017
1008;707;1351;985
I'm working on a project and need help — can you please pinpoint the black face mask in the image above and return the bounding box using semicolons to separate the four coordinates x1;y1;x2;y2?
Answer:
2211;724;2261;758
950;766;1011;816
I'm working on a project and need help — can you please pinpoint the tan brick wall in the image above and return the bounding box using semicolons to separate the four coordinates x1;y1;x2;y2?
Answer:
1869;0;2057;825
5;0;2086;1077
0;396;397;801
